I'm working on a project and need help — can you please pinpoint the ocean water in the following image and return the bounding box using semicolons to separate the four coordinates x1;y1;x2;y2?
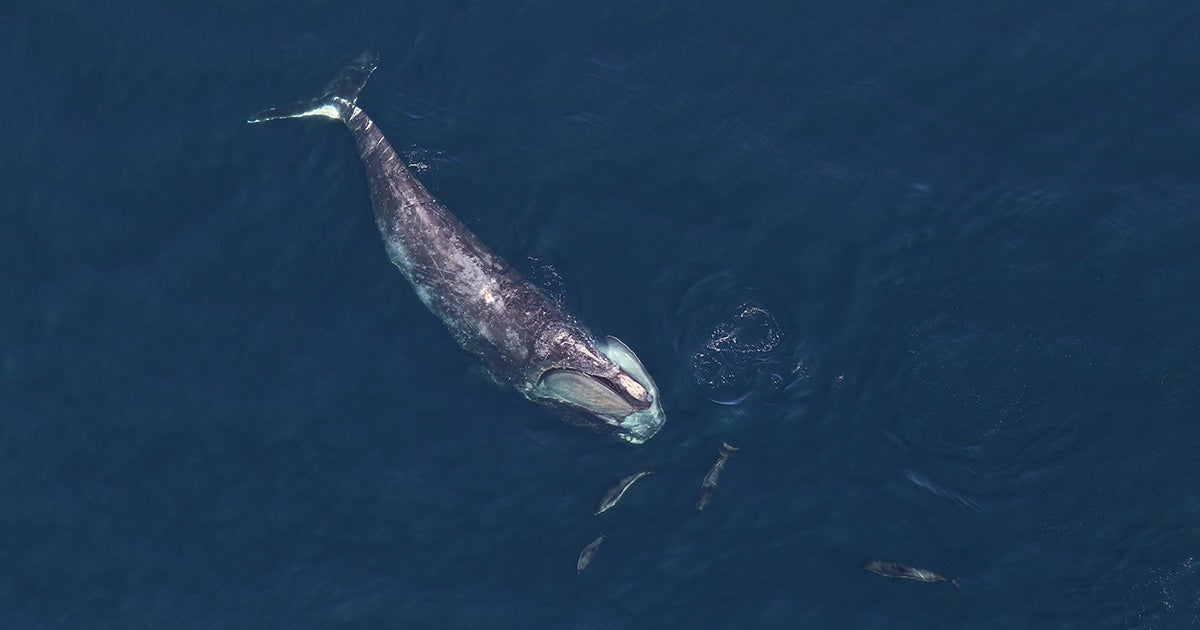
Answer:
4;1;1200;627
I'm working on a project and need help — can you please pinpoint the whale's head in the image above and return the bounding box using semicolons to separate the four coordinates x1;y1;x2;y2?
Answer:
532;336;665;444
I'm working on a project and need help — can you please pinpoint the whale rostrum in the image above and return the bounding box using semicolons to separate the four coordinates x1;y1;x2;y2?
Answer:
249;53;665;444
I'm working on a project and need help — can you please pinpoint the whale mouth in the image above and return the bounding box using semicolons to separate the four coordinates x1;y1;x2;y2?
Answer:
537;370;649;420
597;336;666;444
532;336;665;444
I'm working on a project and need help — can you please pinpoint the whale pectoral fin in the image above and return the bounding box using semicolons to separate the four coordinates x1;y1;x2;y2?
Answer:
538;370;638;419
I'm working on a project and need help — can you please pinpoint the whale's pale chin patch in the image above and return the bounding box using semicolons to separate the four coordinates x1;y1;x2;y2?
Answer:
612;406;665;445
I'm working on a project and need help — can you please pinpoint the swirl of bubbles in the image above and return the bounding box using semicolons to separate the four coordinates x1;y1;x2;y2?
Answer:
691;302;784;403
671;274;811;405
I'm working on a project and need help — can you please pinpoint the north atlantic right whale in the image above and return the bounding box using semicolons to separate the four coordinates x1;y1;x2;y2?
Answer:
248;53;665;444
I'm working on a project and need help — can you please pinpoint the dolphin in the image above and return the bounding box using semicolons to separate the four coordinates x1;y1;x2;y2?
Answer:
864;560;959;589
576;533;605;573
595;471;654;515
695;442;737;510
248;53;665;444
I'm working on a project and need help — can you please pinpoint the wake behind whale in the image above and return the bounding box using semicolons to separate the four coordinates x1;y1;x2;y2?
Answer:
248;53;665;444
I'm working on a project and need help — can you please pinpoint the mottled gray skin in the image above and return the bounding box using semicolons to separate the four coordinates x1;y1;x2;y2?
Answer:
343;106;657;437
346;106;594;387
248;54;664;443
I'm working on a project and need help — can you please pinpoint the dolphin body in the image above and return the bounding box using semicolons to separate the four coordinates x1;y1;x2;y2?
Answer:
248;53;665;444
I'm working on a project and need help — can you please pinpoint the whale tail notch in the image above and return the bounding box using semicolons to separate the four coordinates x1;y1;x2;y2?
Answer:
247;52;379;124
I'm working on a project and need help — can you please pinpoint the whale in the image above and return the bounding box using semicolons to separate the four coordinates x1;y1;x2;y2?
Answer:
248;53;665;444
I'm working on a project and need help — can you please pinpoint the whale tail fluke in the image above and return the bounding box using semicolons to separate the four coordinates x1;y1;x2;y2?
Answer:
247;52;379;124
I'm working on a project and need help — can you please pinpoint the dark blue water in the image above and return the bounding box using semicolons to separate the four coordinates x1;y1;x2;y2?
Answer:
4;2;1200;627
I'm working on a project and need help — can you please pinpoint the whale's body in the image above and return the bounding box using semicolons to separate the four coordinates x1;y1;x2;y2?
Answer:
249;53;664;444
